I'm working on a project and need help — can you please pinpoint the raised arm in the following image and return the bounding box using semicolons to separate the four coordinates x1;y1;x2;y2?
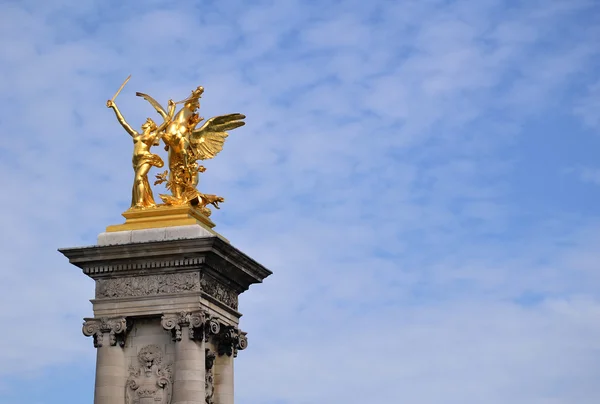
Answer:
155;99;177;133
106;99;137;137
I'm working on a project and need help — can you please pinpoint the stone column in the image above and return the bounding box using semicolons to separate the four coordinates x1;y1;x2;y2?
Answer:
162;311;207;404
83;317;128;404
213;326;248;404
61;231;273;404
213;354;234;404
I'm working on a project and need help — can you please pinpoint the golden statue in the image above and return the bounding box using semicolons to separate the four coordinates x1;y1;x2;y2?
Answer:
105;76;245;224
106;97;176;209
136;86;245;216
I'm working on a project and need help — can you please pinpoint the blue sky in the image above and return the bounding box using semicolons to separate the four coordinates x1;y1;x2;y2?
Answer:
1;0;599;403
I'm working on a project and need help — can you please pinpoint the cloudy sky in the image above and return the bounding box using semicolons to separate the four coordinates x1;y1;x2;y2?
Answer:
1;0;600;403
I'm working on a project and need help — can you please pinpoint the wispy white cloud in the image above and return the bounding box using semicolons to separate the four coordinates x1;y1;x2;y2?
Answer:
574;80;600;130
0;0;599;403
564;166;600;186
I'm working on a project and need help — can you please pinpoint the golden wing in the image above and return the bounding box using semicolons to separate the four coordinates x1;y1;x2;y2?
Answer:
189;113;245;160
135;92;168;120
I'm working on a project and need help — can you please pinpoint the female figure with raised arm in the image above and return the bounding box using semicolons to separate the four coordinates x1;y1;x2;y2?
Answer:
106;98;176;209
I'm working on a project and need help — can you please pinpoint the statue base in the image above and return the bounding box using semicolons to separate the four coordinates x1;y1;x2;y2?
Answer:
106;204;216;233
59;225;272;404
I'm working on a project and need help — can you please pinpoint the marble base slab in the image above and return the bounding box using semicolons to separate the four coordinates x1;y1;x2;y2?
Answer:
97;224;218;246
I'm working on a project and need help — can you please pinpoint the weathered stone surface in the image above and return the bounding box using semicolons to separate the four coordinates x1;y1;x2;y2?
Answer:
161;311;206;341
205;349;216;404
95;339;128;404
94;271;239;311
60;227;272;404
96;273;200;299
130;227;167;244
201;274;238;310
164;225;214;240
126;344;173;404
97;225;215;246
97;231;132;246
83;317;128;348
60;237;271;294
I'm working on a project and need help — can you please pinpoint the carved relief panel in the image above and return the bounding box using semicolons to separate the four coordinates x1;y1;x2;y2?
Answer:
126;345;173;404
96;272;200;299
200;274;239;310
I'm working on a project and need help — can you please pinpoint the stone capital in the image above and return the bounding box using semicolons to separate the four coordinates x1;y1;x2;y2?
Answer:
82;316;128;348
203;314;222;342
215;326;248;358
161;310;207;341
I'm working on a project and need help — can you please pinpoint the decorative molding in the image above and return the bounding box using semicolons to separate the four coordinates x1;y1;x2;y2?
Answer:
238;331;249;352
161;311;207;341
126;345;173;404
205;348;216;404
200;274;239;310
204;315;222;343
60;238;272;292
160;311;248;357
82;317;128;348
83;256;205;275
215;326;248;358
96;272;200;299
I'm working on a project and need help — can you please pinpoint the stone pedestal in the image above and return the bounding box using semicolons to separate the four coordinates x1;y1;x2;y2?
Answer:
60;225;272;404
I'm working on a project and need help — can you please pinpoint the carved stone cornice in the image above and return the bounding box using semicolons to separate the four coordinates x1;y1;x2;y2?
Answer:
84;257;205;276
161;311;207;341
82;317;128;348
59;237;272;293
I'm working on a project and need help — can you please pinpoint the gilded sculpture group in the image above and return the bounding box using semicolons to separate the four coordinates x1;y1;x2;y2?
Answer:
107;76;245;216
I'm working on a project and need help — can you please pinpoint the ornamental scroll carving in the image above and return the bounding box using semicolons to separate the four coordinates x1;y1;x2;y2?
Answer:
204;315;221;342
200;274;239;310
161;311;206;341
205;348;216;404
82;317;128;348
126;344;173;404
96;272;200;299
216;326;248;358
161;311;248;357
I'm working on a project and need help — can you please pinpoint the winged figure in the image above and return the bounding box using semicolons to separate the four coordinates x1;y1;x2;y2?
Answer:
189;113;246;160
135;86;245;215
